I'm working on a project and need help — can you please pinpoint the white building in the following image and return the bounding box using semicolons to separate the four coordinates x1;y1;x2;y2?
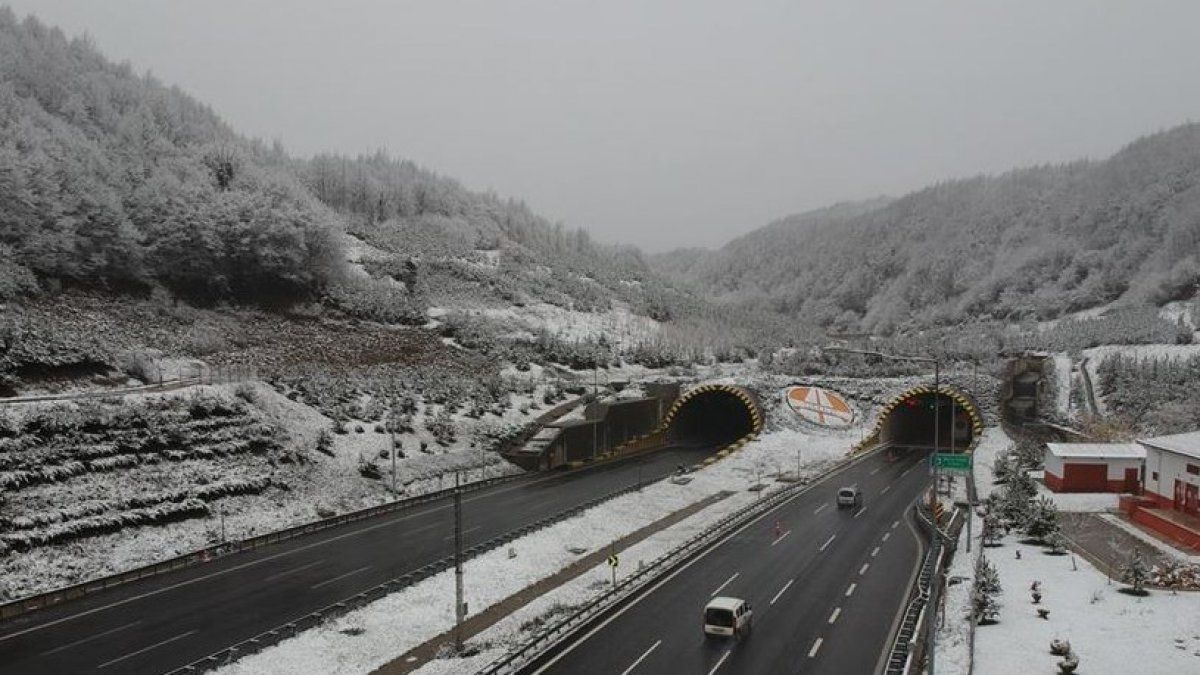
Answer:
1140;431;1200;516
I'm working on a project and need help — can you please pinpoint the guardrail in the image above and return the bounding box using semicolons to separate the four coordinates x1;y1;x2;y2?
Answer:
166;476;659;674
0;473;522;623
885;499;943;674
474;450;873;675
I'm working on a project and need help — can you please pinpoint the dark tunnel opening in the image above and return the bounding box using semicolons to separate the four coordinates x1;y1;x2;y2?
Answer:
667;390;756;447
881;393;975;451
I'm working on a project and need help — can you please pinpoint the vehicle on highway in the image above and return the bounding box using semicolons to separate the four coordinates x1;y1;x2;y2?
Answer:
836;485;863;508
703;596;753;638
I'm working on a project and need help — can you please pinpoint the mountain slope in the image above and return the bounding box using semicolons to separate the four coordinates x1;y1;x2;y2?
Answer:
662;125;1200;333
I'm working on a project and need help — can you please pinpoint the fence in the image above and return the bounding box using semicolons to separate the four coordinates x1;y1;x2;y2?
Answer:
474;449;874;675
0;473;520;623
167;477;660;674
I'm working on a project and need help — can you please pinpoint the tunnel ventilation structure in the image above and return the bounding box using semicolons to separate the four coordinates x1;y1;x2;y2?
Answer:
661;384;763;449
873;385;984;453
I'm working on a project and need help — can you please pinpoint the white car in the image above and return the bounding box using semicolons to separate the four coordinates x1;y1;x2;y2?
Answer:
704;596;753;638
837;486;862;508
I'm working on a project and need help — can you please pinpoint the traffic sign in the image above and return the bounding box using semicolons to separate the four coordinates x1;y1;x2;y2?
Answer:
607;554;620;568
932;453;972;471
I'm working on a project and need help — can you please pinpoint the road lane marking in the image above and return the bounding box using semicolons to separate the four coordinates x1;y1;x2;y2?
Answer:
853;506;867;518
311;565;372;590
882;532;892;542
97;629;197;669
828;607;841;624
819;534;836;552
892;520;900;529
444;526;480;541
872;546;881;557
40;620;142;656
859;563;870;575
808;637;823;658
814;504;828;515
901;465;914;477
845;583;857;597
869;467;880;475
707;649;731;675
620;639;662;675
711;572;740;597
771;530;791;546
265;559;325;582
770;578;795;605
880;485;891;494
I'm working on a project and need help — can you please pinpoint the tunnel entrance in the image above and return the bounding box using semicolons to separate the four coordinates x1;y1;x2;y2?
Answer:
664;385;762;448
878;388;981;452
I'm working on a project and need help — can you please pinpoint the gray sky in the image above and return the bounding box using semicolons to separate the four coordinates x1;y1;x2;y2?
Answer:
9;1;1200;251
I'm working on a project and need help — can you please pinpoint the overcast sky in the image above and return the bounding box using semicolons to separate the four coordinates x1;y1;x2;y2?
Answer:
8;1;1200;251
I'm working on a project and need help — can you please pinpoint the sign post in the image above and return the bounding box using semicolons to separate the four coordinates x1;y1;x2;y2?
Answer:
607;552;620;587
932;453;972;472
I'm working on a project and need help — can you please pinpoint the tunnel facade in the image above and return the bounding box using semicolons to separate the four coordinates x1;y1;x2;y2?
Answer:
662;384;763;448
875;386;983;452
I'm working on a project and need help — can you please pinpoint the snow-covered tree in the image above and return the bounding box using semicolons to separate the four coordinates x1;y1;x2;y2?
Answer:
1121;552;1150;594
1024;496;1060;543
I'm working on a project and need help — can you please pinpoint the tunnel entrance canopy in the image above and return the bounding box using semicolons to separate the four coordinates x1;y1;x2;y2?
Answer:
664;385;762;448
878;388;981;452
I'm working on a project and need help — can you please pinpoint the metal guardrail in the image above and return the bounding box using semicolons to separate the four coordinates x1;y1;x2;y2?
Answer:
474;451;873;675
0;473;522;623
885;497;959;675
166;477;658;674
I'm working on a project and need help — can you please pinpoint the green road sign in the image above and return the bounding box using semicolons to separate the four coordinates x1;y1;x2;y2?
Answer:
932;453;972;471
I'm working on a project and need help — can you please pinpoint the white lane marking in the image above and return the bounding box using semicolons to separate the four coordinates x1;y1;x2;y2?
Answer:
814;503;828;515
770;578;795;605
444;526;480;542
872;546;881;557
880;485;891;495
869;467;880;475
620;639;662;675
882;532;892;542
859;563;870;575
892;520;900;529
97;629;197;669
40;620;141;656
711;572;740;597
853;506;867;518
901;465;914;477
771;530;791;546
264;559;325;582
819;534;836;552
828;607;841;624
808;637;823;658
845;583;857;597
311;565;372;590
530;446;887;675
707;649;732;675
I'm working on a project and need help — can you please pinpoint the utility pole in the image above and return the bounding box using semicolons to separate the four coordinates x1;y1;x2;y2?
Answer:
454;471;465;653
796;447;802;481
219;508;226;544
390;430;397;495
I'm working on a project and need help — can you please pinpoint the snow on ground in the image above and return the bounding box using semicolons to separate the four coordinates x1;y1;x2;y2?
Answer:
938;522;980;675
433;302;662;351
1051;352;1073;420
1097;514;1200;564
972;426;1013;500
974;536;1200;675
214;427;857;675
1034;482;1119;513
1083;343;1200;364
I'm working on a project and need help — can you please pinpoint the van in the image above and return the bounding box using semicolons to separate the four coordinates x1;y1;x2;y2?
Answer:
837;486;862;508
703;596;753;638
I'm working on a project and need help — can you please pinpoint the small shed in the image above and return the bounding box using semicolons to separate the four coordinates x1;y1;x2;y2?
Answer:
1044;443;1144;493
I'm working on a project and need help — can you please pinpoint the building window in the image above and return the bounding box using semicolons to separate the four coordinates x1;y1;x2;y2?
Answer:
1152;471;1159;481
1188;464;1200;476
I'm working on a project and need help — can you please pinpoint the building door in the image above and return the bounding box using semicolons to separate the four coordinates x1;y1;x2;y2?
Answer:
1123;468;1139;494
1187;484;1200;517
1176;480;1187;511
1063;463;1108;492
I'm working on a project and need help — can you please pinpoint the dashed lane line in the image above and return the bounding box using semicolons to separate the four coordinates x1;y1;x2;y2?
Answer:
311;565;372;590
711;572;740;597
859;563;870;575
40;620;142;656
880;485;891;495
96;629;197;669
853;506;867;518
882;532;892;542
808;637;823;658
620;639;662;675
845;582;857;597
770;579;795;605
264;559;325;582
771;530;791;546
707;649;732;675
872;546;881;557
819;534;837;552
828;607;841;624
814;504;828;515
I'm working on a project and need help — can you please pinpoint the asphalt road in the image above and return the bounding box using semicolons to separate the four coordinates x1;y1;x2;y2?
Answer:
535;449;932;675
0;444;716;675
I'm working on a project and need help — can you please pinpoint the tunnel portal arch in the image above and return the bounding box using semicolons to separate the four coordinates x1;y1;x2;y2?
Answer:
661;384;763;449
874;386;984;452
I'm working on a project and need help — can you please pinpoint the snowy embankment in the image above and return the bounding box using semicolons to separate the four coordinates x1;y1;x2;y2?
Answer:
215;428;856;675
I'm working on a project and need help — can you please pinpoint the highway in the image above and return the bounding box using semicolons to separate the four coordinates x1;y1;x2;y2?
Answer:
534;449;932;675
0;444;716;675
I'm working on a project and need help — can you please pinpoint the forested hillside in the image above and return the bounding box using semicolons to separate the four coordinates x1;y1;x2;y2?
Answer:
661;125;1200;333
